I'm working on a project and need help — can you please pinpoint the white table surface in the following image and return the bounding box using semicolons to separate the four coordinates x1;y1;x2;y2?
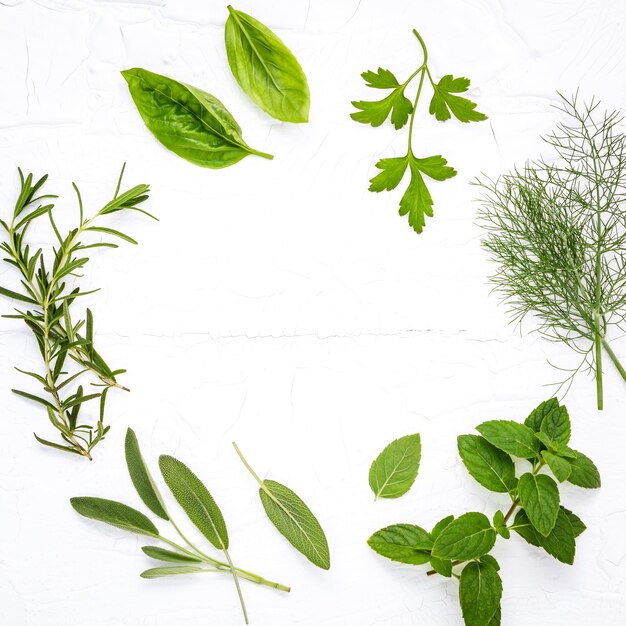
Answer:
1;1;626;624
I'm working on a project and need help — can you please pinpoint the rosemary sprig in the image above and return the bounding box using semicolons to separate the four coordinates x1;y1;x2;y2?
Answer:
477;94;626;409
0;165;153;458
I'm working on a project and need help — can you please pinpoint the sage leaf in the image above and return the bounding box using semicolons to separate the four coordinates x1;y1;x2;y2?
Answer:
367;524;432;565
70;497;159;537
459;558;502;626
368;433;421;499
542;450;571;482
142;546;202;564
517;473;560;536
524;398;560;432
566;450;601;488
225;6;310;123
121;68;273;169
233;443;330;570
476;420;540;459
259;480;330;570
140;566;206;579
457;434;516;494
125;428;169;520
432;512;496;560
158;455;228;550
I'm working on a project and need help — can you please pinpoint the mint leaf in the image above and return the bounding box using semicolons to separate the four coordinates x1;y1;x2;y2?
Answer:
432;515;454;540
517;473;560;536
493;510;510;539
351;87;413;129
429;74;487;123
362;67;400;89
432;512;496;560
562;507;586;538
566;450;601;488
367;524;432;564
511;509;541;547
368;433;421;499
459;558;502;626
524;398;560;432
542;450;572;482
476;420;540;459
457;434;517;494
430;555;452;577
540;405;571;445
537;507;576;565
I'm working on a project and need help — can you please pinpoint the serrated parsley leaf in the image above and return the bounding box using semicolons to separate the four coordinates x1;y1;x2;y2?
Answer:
429;74;487;123
362;67;400;89
351;87;413;130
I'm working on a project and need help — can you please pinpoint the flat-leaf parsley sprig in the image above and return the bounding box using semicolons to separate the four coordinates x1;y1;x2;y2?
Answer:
351;29;487;234
0;165;153;459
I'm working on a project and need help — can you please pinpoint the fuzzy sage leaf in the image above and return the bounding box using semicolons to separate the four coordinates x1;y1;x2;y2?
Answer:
233;442;330;570
70;497;159;537
122;68;273;169
142;546;202;564
368;433;421;499
225;6;310;123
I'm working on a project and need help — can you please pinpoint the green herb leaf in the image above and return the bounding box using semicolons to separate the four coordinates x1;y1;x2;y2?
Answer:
459;557;502;626
542;450;572;482
70;496;159;537
476;420;540;459
513;507;576;564
566;450;601;488
524;398;560;432
562;507;586;538
121;68;272;168
367;524;432;565
361;67;400;89
511;509;541;547
431;515;454;539
125;428;169;520
517;473;560;536
368;433;421;499
457;434;517;494
429;74;487;123
140;566;206;579
259;480;330;570
158;455;228;550
368;153;456;234
142;546;202;563
351;86;413;129
430;555;453;577
0;285;38;304
432;512;496;560
540;405;571;445
492;510;510;539
225;6;310;123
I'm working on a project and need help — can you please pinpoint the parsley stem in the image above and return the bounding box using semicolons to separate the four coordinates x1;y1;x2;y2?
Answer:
407;69;426;157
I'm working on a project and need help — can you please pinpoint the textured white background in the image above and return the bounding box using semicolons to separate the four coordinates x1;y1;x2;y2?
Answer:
1;1;626;624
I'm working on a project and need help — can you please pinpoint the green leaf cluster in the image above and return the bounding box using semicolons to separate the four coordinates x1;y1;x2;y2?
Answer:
367;399;600;626
123;6;309;169
71;429;291;624
351;29;486;234
0;167;152;458
476;94;626;409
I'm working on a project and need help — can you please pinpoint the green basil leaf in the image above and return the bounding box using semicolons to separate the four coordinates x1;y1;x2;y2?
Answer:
70;497;159;537
432;512;496;560
260;479;330;570
140;566;206;579
524;398;560;432
517;473;560;536
225;6;310;123
540;405;571;445
121;67;272;168
542;450;572;482
125;428;169;520
566;450;601;488
368;433;421;499
476;420;540;459
367;524;432;565
459;558;502;626
141;546;202;564
159;455;228;550
457;434;517;494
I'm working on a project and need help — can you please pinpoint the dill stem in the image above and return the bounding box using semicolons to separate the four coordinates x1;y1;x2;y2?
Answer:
602;339;626;384
594;314;604;410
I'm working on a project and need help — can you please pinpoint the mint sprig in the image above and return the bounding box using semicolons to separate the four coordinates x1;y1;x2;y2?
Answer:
367;398;600;626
